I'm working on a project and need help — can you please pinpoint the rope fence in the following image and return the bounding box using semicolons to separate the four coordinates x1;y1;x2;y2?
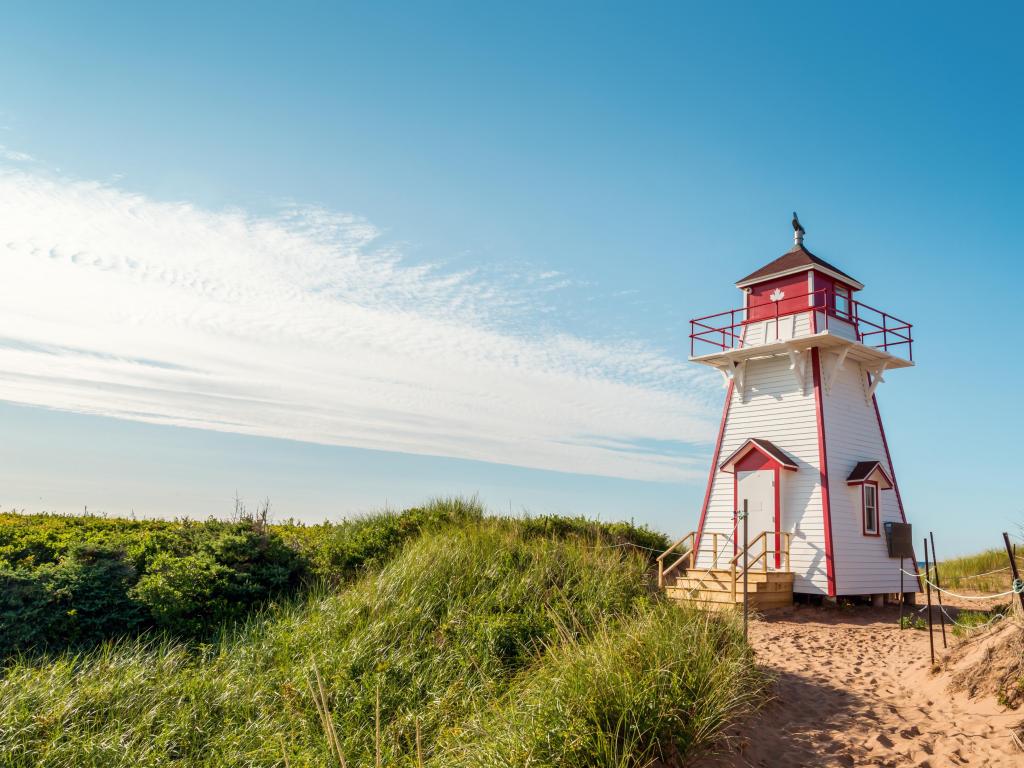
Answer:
900;569;1024;600
957;565;1012;580
937;604;1013;630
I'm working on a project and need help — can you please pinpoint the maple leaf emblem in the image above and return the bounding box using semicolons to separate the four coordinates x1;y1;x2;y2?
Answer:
769;288;785;302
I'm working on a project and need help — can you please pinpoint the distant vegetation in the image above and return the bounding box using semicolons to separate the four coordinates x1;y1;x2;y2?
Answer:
0;500;762;767
938;547;1020;595
0;499;666;657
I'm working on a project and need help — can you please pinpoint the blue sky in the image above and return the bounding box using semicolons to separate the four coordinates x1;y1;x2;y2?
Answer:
0;2;1021;554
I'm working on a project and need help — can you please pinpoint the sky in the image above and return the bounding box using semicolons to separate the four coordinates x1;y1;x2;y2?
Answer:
0;2;1021;554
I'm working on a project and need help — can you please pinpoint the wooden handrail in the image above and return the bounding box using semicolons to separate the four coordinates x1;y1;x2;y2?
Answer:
656;532;693;563
656;529;793;594
729;531;793;601
657;531;695;588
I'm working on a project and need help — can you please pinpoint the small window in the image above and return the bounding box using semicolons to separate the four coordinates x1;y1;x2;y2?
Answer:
863;483;879;535
834;285;851;319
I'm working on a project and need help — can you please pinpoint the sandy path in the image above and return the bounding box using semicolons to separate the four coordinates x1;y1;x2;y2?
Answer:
694;603;1024;767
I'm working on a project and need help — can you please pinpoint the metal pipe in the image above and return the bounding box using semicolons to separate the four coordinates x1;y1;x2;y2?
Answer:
1003;532;1024;615
929;531;947;649
742;500;749;641
924;538;935;666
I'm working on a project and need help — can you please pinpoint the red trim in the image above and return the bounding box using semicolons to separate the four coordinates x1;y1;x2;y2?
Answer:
861;481;881;536
719;438;799;473
811;348;837;596
846;462;893;489
871;385;920;578
734;449;775;472
809;272;818;333
694;381;734;558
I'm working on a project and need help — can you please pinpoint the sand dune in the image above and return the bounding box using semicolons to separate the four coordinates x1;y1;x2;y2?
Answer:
694;601;1023;767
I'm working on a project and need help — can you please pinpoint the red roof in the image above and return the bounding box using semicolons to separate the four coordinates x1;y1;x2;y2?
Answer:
719;438;799;473
846;461;893;489
735;245;862;289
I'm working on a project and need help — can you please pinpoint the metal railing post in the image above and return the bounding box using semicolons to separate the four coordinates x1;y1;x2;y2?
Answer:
742;501;749;640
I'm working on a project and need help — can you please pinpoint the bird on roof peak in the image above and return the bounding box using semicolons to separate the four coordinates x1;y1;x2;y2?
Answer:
792;211;805;246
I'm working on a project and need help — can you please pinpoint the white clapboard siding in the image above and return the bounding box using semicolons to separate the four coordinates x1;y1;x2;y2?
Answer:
814;312;859;342
737;312;857;350
742;311;814;347
821;351;906;594
695;354;830;594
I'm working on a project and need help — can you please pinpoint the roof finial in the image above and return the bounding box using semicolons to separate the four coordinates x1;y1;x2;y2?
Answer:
792;211;805;246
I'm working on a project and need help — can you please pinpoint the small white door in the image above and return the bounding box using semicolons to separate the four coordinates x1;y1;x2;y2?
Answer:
736;469;777;567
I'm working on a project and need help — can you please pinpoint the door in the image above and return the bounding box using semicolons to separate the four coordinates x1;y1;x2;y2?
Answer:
736;469;779;569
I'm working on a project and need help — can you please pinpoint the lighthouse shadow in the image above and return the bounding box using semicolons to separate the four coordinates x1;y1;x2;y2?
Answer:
692;669;868;767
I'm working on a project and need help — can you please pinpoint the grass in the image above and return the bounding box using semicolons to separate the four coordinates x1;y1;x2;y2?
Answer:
900;614;927;631
950;609;1004;638
937;547;1020;595
0;513;761;767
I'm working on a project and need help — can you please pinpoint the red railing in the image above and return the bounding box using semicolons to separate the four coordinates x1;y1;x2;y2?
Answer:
690;288;913;361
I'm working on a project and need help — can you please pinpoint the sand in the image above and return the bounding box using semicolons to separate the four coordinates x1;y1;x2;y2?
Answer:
693;600;1024;767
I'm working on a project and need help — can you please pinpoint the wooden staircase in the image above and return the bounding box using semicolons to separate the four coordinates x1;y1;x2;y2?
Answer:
656;530;794;611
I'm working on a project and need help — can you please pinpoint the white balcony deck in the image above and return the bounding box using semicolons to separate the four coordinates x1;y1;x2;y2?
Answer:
689;292;914;371
689;323;914;371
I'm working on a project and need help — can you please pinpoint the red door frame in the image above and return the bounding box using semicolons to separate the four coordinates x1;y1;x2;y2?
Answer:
731;454;782;569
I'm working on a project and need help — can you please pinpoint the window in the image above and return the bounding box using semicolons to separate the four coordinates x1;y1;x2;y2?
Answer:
863;483;879;535
834;285;851;319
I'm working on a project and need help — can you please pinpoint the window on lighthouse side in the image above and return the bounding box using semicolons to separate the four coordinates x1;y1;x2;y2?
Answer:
834;284;851;319
862;483;879;536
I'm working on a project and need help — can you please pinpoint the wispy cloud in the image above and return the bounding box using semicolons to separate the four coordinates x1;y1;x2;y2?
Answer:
0;145;33;163
0;165;720;482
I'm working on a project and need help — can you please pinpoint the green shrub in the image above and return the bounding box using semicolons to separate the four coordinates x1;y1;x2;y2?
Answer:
130;523;303;637
899;614;927;631
0;546;143;656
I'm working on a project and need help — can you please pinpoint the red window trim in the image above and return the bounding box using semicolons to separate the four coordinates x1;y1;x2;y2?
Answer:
861;481;881;537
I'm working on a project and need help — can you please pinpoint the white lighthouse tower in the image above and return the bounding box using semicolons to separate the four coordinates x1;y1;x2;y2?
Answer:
660;215;916;605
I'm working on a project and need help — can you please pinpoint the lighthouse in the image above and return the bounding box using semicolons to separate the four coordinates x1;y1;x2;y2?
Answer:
660;216;915;605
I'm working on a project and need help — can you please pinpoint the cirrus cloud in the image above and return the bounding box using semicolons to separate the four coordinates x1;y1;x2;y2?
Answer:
0;165;720;482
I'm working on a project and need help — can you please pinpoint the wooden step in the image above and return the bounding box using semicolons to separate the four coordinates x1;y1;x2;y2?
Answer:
667;585;793;603
671;577;792;594
664;567;794;611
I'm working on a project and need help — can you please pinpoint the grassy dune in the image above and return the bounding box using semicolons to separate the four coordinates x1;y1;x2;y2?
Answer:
0;511;762;767
938;547;1021;594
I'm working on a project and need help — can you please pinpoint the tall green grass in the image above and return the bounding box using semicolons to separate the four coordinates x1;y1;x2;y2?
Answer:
938;547;1020;594
0;517;760;767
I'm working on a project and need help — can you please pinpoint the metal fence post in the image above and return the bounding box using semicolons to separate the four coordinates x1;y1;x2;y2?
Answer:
742;499;749;642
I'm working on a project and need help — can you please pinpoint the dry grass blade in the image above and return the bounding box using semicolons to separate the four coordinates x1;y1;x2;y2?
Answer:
308;664;347;768
375;683;382;768
279;735;291;768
